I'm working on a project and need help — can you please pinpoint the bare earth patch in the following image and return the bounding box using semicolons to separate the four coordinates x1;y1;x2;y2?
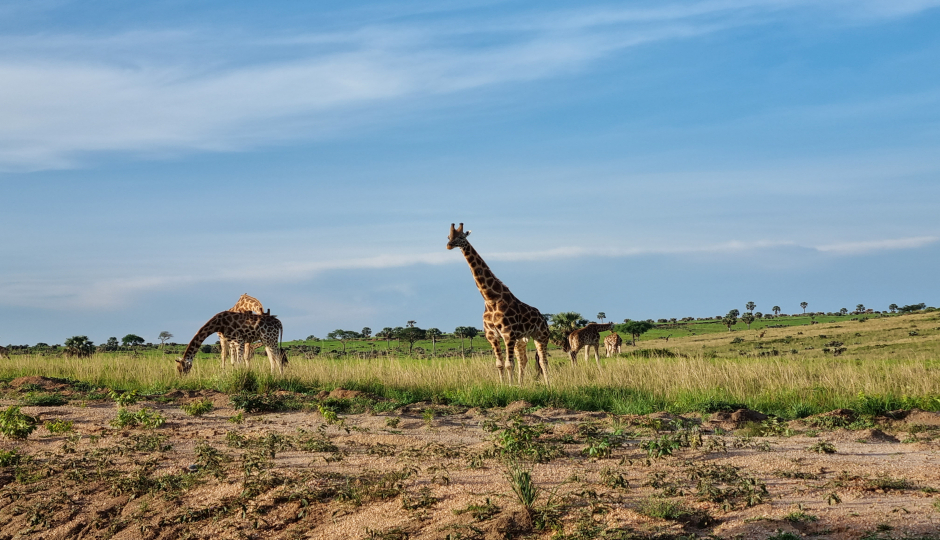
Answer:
1;388;939;539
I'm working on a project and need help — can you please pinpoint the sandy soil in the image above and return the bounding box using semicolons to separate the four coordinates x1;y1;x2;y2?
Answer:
1;377;939;540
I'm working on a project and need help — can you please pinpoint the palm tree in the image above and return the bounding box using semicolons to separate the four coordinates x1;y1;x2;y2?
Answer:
800;302;808;314
772;306;781;317
426;328;442;356
745;302;756;314
597;312;606;323
549;312;586;344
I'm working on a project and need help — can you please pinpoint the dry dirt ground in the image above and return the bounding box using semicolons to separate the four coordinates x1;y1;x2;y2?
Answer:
2;377;940;540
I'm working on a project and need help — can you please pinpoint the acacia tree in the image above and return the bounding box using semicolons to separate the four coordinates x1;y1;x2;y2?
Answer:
888;304;898;313
425;328;442;356
361;327;372;339
772;306;781;316
327;329;359;354
399;327;426;355
158;331;173;348
122;334;145;347
597;312;606;323
615;321;653;346
800;302;808;314
856;304;866;314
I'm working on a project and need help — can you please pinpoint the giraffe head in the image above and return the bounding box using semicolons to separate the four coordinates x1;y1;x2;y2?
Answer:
176;357;193;375
446;223;471;250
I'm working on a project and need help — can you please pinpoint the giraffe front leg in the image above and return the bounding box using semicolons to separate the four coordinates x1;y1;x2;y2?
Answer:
515;340;529;386
504;336;517;386
219;334;228;368
593;345;601;369
534;340;551;387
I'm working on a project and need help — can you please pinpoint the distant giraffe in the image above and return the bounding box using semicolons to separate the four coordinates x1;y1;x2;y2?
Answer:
178;311;285;375
604;331;622;358
219;294;265;368
0;345;9;360
563;323;613;368
447;223;551;385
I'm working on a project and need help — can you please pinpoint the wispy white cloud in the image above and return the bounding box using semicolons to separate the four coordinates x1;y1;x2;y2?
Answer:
2;234;932;311
2;0;938;171
815;236;939;254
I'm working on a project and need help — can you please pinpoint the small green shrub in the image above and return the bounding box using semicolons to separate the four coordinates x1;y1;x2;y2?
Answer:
0;406;38;439
109;389;139;407
808;441;836;454
0;449;21;466
111;407;166;429
181;398;213;417
22;393;68;407
44;419;74;434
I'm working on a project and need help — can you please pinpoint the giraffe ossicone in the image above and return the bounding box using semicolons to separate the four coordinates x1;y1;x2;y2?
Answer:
447;223;551;386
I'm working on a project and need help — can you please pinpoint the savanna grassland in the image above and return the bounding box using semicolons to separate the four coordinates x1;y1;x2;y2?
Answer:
1;311;939;539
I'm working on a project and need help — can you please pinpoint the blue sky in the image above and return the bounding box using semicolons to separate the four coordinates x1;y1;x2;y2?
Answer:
1;0;939;346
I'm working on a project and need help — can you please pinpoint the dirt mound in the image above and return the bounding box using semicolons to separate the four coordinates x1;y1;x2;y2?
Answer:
833;428;899;443
708;408;767;430
884;409;940;427
315;388;365;400
8;376;71;391
814;408;857;421
503;400;532;414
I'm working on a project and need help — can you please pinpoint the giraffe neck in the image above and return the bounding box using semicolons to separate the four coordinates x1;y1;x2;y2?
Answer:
459;242;512;305
182;319;225;362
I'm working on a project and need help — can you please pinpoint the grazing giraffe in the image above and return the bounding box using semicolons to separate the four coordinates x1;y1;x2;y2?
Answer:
563;323;613;368
0;345;9;360
177;311;285;375
219;294;265;368
604;331;623;358
447;223;551;385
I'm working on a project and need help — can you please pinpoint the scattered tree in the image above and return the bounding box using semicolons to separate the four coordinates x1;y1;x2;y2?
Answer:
121;334;145;347
839;308;848;316
898;303;926;314
745;302;756;314
723;311;738;332
888;304;898;313
728;309;740;319
800;302;808;314
549;312;587;344
597;312;606;323
855;304;866;314
463;327;480;350
306;334;319;342
754;312;763;319
361;327;372;339
105;337;119;351
772;306;781;316
64;336;95;358
406;320;416;328
426;328;442;356
399;327;426;355
326;329;360;354
615;320;653;346
158;331;173;347
741;312;755;330
377;327;395;351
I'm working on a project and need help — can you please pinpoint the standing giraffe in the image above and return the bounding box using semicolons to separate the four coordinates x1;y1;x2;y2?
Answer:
447;223;551;385
604;331;623;357
177;311;285;375
219;294;265;368
563;323;613;368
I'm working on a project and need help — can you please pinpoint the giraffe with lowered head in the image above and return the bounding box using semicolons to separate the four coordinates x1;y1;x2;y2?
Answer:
604;331;623;357
447;223;551;385
562;323;613;368
178;311;285;376
219;294;265;368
